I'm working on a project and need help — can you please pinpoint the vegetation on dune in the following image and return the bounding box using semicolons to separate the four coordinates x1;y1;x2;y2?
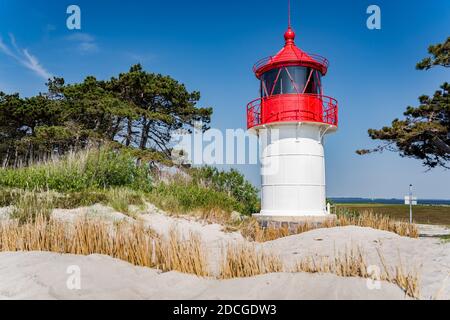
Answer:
0;147;152;192
0;146;259;223
148;182;241;217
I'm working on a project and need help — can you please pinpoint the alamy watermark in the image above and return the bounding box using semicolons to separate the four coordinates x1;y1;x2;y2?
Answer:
66;265;81;290
66;5;81;30
171;123;280;175
366;264;382;290
367;5;381;30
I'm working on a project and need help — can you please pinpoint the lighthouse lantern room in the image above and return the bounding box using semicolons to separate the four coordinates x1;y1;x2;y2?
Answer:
248;2;339;218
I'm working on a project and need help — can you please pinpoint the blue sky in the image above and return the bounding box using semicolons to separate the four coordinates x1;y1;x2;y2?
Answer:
0;0;449;199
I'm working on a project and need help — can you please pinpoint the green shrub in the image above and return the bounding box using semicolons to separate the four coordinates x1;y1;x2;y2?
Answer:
189;166;260;215
335;206;360;219
0;188;15;207
52;191;108;208
104;188;146;215
10;191;54;224
148;182;242;215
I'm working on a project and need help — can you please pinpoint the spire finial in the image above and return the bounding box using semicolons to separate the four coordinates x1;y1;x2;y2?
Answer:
284;0;295;45
288;0;291;28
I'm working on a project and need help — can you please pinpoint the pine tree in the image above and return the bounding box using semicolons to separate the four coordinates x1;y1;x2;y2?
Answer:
357;37;450;169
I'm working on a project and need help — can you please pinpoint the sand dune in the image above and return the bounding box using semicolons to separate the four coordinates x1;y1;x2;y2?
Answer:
0;251;408;300
0;204;448;300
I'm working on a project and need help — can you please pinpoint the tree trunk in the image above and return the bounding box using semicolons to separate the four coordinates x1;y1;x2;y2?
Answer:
125;117;133;147
139;118;150;150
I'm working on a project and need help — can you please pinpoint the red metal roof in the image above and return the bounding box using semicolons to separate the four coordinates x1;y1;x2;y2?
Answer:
254;27;328;78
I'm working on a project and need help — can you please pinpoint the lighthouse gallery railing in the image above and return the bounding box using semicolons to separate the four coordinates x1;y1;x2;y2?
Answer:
247;94;338;129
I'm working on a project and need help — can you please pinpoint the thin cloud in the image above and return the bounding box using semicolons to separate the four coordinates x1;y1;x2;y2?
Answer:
0;34;52;80
65;32;99;54
127;52;156;63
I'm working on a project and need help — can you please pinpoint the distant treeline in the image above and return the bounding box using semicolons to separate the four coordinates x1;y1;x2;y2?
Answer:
0;64;212;167
330;198;450;206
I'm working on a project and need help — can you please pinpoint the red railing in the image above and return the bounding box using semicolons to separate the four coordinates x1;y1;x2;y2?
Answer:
247;98;262;129
247;94;338;129
253;53;329;73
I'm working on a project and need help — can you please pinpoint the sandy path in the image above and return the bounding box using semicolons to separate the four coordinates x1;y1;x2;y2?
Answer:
0;252;408;300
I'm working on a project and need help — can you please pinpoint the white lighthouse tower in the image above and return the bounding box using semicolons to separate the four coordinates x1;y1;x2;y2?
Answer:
247;5;339;220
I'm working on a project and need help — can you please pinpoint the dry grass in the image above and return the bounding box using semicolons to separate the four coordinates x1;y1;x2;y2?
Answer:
240;211;419;242
337;212;419;238
295;246;368;278
0;216;209;277
156;228;209;276
294;246;420;299
219;243;283;279
375;248;421;299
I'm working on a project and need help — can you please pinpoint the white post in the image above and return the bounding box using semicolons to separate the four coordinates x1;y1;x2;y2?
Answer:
409;184;413;224
327;202;331;215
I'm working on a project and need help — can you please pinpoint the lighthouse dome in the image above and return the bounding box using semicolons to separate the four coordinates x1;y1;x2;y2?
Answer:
254;26;329;78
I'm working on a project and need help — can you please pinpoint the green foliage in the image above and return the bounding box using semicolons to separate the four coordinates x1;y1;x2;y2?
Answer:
189;166;260;215
416;37;449;70
358;37;450;169
0;147;152;192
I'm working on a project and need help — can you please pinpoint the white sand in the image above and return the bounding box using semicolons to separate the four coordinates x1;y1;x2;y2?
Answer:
52;204;133;223
0;206;13;220
0;251;408;300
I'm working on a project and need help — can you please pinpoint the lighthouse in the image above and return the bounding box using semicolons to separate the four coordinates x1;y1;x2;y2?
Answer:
248;4;338;220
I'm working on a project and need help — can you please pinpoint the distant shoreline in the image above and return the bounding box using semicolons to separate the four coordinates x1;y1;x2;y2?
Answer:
330;198;450;206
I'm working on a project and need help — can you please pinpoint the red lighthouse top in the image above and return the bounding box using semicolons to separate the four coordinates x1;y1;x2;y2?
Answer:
246;3;338;130
253;26;328;78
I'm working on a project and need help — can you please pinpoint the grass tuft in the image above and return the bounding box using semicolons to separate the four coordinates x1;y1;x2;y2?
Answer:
219;243;283;279
294;246;420;299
